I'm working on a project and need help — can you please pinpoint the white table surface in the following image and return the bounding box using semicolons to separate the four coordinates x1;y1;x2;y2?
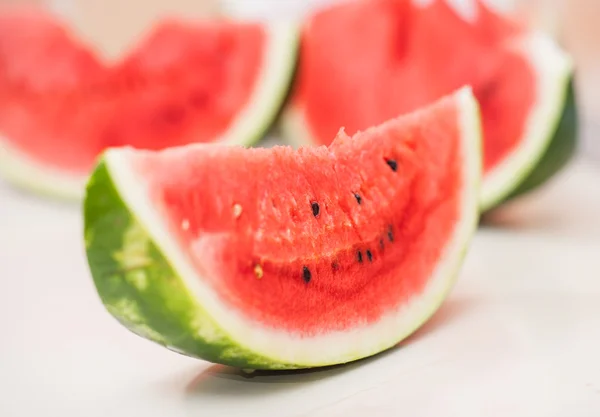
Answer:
1;157;599;417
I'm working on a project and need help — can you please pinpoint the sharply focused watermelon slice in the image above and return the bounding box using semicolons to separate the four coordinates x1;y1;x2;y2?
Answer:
282;0;576;211
84;88;481;370
0;7;298;199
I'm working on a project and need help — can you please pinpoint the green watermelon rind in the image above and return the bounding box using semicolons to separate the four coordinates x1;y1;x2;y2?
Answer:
500;78;578;204
84;87;482;370
0;22;299;201
84;162;283;369
475;32;575;211
85;160;327;370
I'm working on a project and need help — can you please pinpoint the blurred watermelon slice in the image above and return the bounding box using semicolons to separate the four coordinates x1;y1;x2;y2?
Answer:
283;0;577;210
0;7;298;199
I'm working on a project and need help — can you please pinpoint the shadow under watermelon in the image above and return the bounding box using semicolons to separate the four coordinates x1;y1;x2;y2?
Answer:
182;296;475;407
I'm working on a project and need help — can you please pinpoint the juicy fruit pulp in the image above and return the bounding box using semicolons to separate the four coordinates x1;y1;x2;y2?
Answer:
84;88;481;369
284;0;575;210
0;7;297;198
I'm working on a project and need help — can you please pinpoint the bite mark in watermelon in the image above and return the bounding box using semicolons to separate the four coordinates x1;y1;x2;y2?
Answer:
0;7;298;199
84;88;481;369
282;0;576;211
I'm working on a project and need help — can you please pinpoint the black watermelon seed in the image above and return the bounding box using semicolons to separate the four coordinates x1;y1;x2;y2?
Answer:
311;202;320;217
385;159;398;172
331;261;339;271
387;226;394;242
354;193;362;205
302;266;312;283
379;238;385;250
366;250;373;262
357;251;363;263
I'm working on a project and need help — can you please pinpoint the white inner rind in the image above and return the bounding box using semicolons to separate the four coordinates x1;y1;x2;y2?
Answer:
219;22;299;146
0;136;87;200
0;23;298;200
105;87;482;367
479;32;573;209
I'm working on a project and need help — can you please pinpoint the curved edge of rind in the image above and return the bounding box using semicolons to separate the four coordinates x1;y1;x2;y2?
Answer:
88;87;481;369
0;136;85;200
501;77;578;203
83;161;296;369
388;86;482;354
479;32;575;211
220;21;300;147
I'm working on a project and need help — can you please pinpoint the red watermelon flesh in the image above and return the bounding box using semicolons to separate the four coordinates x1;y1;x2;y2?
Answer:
85;87;481;368
0;8;106;172
109;88;478;336
97;21;265;152
0;7;295;194
287;0;533;176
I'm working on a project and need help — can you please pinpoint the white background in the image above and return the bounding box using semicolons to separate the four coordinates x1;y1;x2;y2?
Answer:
1;157;599;416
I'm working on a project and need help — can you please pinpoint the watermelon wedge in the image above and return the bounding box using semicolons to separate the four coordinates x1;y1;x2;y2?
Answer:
282;0;577;211
0;7;298;199
84;87;481;370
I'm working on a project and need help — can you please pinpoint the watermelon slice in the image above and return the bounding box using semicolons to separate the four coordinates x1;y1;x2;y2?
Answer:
282;0;577;211
0;7;298;199
84;87;481;370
